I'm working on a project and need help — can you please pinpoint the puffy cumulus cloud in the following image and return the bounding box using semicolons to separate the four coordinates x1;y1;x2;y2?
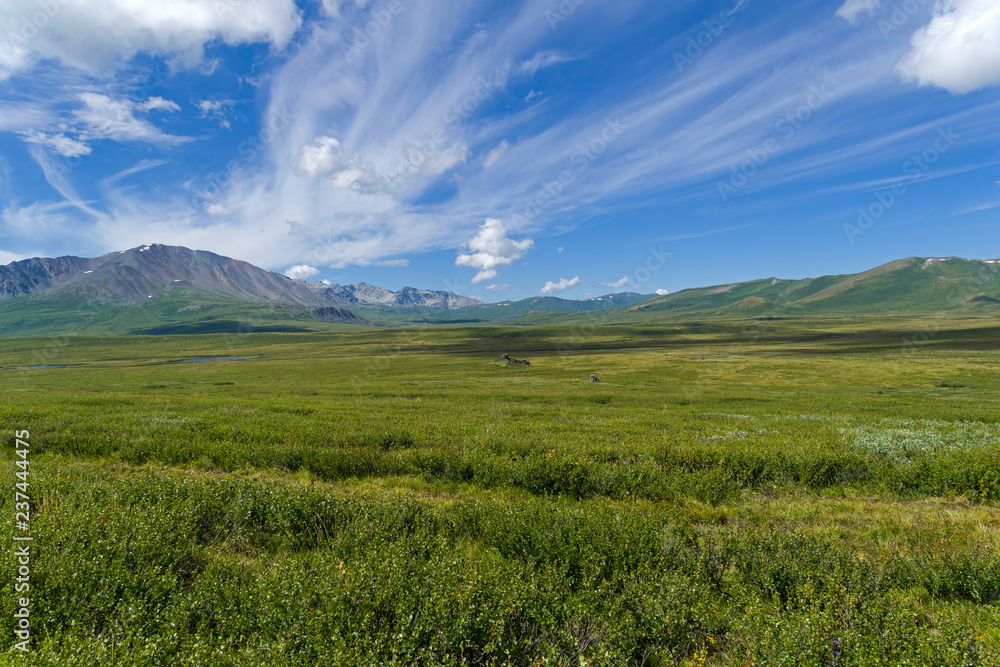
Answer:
601;276;630;289
656;288;669;296
897;0;1000;94
285;264;320;280
836;0;881;24
539;276;581;295
455;218;533;284
295;136;345;175
294;135;394;193
481;139;510;168
0;0;301;79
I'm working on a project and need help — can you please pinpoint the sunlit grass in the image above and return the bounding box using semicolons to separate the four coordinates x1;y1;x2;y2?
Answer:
1;317;999;664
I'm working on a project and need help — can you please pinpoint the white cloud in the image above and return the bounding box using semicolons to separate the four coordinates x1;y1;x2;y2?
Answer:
9;0;965;278
75;93;187;145
0;103;57;132
455;218;533;284
482;140;510;167
601;276;630;289
198;100;227;113
419;144;470;177
294;136;394;193
19;131;92;158
196;99;237;128
897;0;1000;94
462;29;489;56
539;276;581;295
285;264;320;280
16;94;186;157
320;0;370;17
516;51;583;78
656;289;669;296
0;250;29;265
485;284;512;291
836;0;881;25
0;0;302;80
295;136;346;175
138;97;180;113
206;203;230;216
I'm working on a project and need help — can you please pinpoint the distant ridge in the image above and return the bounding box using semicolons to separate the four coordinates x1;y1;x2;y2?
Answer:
306;281;480;309
623;256;1000;317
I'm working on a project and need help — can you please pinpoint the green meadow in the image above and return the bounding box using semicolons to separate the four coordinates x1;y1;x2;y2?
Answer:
1;317;999;665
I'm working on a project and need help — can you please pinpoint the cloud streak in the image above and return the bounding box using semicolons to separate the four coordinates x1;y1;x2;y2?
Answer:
539;276;580;294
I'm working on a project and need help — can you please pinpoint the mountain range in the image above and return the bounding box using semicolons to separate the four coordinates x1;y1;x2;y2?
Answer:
0;246;997;337
0;244;480;310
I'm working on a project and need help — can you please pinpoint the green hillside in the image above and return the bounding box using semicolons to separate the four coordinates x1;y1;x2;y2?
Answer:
0;287;364;338
627;257;1000;318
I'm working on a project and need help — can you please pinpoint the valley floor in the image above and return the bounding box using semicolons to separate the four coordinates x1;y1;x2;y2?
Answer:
1;317;999;665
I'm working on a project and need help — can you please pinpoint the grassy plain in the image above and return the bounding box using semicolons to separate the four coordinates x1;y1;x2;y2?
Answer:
1;316;999;665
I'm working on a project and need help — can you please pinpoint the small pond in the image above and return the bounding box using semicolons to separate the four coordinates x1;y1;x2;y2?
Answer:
170;357;257;364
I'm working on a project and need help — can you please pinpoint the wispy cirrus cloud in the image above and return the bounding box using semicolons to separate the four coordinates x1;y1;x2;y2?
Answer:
601;276;630;289
836;0;881;25
1;0;998;285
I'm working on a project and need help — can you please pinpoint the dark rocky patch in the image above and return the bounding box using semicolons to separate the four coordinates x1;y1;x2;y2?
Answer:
496;353;530;366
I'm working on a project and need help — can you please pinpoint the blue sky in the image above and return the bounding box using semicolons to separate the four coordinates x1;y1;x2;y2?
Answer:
1;0;999;302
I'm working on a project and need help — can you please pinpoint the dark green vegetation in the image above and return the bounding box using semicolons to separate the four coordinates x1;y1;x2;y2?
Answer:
0;286;365;338
349;293;653;326
2;317;999;665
